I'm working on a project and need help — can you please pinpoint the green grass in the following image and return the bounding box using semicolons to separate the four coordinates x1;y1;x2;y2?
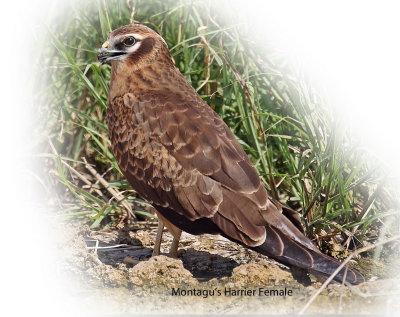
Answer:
36;0;399;252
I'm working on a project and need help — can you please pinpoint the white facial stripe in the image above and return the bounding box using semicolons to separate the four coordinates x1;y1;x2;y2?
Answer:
124;33;145;40
113;33;145;43
123;32;166;47
126;41;142;54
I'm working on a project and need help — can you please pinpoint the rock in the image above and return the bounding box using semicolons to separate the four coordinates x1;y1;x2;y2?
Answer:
86;263;130;288
128;255;198;290
230;260;298;287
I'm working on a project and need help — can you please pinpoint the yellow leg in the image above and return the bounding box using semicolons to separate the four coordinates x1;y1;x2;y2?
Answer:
152;218;165;256
154;211;183;258
168;229;182;258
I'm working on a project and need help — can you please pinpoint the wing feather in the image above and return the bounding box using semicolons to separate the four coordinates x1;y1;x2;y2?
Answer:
107;89;304;248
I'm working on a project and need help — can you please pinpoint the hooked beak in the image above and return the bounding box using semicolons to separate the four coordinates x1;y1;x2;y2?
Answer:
97;40;126;65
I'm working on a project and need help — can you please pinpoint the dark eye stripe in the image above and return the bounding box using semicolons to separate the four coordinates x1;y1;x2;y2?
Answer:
127;37;155;63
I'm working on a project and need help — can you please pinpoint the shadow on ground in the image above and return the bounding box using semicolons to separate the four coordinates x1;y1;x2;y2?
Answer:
86;233;240;281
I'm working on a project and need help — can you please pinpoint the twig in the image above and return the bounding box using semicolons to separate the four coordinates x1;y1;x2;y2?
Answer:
337;266;348;314
86;243;136;250
96;246;143;252
343;198;376;249
82;157;136;219
299;233;400;315
65;161;106;199
48;138;107;199
90;166;113;195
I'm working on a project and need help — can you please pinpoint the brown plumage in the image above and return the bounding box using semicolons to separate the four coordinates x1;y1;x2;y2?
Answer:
98;24;364;284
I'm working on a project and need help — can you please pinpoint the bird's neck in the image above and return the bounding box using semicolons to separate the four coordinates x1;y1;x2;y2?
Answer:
108;56;188;101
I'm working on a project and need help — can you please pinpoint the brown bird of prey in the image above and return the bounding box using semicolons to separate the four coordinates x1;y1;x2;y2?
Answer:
98;24;364;284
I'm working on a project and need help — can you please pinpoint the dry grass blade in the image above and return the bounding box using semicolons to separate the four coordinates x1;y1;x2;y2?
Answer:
82;157;136;219
64;160;106;199
48;138;107;200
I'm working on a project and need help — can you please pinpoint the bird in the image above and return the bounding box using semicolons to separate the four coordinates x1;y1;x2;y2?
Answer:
97;23;364;284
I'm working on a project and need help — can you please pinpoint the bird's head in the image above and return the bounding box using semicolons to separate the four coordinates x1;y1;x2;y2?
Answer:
97;24;170;70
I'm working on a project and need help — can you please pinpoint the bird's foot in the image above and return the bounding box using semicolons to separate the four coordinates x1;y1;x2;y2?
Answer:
123;256;140;266
151;249;184;258
167;249;185;259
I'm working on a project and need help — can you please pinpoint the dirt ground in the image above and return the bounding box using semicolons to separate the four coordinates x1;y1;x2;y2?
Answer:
56;220;400;315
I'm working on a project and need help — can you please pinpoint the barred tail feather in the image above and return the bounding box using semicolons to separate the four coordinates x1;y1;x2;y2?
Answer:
251;226;365;284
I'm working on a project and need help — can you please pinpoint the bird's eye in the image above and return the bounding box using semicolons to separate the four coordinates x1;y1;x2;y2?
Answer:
123;36;136;46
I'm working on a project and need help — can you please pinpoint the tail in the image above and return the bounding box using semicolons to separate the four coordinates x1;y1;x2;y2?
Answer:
250;224;365;284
